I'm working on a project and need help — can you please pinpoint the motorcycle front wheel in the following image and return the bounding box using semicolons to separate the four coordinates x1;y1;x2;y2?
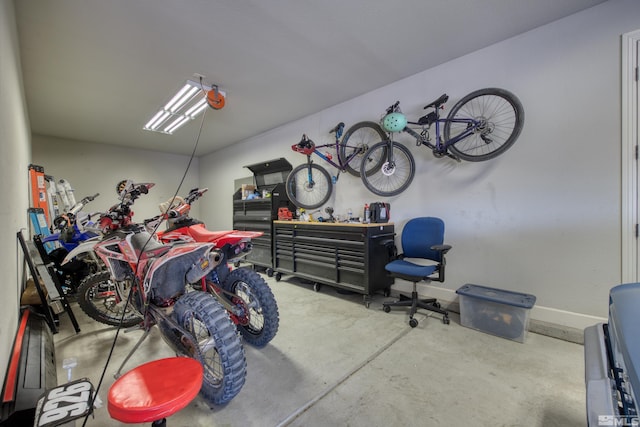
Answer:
76;271;142;327
219;268;279;348
173;292;247;406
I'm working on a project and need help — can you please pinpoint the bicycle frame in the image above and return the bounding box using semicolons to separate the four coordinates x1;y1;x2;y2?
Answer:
404;116;479;155
287;121;391;208
299;125;363;173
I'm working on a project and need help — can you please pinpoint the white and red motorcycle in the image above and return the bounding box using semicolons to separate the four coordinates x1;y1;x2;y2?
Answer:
148;187;280;348
75;181;247;405
76;185;279;348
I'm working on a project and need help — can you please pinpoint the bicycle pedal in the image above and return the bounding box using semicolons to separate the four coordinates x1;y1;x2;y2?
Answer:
331;176;338;184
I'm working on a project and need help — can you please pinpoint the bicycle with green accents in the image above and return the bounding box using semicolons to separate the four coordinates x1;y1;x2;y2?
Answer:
360;87;525;197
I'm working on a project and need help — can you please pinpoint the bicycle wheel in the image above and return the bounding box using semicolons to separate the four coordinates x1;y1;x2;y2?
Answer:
285;163;333;210
360;141;415;197
444;88;524;162
339;121;387;177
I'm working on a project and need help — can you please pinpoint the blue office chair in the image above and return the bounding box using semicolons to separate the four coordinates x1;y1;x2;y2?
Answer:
382;217;451;327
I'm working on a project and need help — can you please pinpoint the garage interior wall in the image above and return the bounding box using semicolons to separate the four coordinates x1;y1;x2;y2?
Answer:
30;135;202;223
8;0;637;387
0;0;32;388
197;0;639;331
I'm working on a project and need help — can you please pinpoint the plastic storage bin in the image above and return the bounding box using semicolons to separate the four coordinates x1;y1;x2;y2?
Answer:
456;284;536;343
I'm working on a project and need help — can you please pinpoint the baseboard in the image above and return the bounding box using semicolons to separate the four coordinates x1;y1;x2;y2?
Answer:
390;282;606;345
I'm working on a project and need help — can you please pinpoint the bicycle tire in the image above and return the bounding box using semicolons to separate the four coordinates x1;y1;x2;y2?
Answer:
359;141;415;197
444;88;524;162
339;121;387;177
285;163;333;210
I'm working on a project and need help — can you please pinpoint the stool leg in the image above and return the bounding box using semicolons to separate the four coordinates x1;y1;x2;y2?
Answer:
114;328;151;378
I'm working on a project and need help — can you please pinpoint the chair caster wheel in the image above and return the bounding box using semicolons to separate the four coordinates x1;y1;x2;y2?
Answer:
383;305;390;313
442;316;450;325
433;302;441;309
275;272;282;281
409;318;418;328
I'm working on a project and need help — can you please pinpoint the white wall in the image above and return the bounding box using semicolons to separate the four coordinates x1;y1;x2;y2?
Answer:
31;135;201;222
199;0;640;330
0;0;32;387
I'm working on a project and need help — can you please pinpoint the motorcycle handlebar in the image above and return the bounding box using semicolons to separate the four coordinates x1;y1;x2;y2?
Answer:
185;188;208;204
70;192;100;215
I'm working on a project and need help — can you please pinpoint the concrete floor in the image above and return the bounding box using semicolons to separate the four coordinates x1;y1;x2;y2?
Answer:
53;274;586;427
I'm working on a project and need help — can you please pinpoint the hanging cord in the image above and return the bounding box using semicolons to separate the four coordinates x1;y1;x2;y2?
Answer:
82;97;209;426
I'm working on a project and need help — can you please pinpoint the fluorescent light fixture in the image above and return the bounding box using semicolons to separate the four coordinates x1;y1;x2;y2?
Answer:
143;79;225;135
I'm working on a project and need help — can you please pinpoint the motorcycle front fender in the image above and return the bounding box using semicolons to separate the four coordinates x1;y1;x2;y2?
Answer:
61;238;101;264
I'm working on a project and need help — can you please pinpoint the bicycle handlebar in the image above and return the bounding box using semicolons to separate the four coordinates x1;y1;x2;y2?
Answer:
386;101;400;114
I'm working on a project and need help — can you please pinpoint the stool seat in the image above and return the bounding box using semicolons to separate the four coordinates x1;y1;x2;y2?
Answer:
108;357;203;424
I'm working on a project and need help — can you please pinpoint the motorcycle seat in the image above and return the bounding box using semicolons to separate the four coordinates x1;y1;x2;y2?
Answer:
186;223;263;246
129;232;170;258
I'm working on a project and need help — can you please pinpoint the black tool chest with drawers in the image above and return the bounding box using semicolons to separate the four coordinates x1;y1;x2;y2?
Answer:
273;220;395;306
232;158;294;273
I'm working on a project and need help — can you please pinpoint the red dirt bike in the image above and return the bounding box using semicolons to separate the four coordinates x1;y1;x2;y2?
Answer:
77;181;247;405
145;187;280;348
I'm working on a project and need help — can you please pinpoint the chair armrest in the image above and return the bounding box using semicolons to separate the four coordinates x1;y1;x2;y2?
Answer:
380;238;398;260
431;244;452;255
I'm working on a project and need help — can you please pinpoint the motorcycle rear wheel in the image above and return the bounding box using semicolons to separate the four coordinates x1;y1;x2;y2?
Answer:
76;271;142;327
220;268;279;348
173;292;247;406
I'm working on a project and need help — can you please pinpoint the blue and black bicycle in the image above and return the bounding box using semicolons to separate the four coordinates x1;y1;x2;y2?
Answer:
360;87;525;196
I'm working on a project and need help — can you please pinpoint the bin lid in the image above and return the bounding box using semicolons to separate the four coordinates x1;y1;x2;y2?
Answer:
456;284;536;309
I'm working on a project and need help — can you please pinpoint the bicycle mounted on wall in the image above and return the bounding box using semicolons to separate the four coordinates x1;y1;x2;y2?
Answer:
360;87;525;196
285;88;524;206
286;121;386;209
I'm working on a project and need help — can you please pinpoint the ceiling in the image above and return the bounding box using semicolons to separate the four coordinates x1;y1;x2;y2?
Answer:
15;0;607;157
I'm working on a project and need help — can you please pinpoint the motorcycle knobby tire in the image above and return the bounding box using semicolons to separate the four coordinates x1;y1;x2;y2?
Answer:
173;292;247;406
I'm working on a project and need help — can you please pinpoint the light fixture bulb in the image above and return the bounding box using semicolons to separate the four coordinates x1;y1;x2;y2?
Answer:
143;79;225;134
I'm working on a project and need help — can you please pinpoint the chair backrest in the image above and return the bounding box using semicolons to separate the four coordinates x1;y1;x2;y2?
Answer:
401;217;445;262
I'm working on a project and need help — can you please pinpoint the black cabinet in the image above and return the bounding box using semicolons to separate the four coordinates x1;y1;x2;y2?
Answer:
232;159;294;272
273;221;395;305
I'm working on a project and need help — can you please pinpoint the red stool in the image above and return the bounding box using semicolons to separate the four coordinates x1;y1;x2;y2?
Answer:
108;357;203;427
